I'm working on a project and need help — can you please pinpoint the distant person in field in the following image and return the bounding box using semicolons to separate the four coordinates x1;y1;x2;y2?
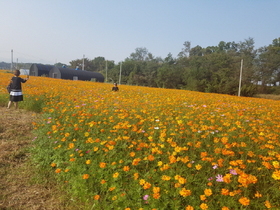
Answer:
7;69;29;109
112;83;119;91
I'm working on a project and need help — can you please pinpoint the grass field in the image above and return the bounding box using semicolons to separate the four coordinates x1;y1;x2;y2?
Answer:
1;70;280;209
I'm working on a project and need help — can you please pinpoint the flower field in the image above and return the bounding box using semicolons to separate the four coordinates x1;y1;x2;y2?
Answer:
1;71;280;209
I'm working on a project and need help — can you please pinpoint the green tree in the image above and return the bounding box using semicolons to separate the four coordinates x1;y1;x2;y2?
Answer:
256;37;280;92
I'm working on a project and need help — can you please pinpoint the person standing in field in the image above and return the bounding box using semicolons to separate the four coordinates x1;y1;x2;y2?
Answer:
7;69;29;109
112;83;119;91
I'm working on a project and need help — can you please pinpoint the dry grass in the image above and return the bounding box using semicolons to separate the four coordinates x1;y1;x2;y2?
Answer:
254;94;280;100
0;107;86;210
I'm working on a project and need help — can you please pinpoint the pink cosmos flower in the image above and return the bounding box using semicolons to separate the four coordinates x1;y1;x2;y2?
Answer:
216;174;224;182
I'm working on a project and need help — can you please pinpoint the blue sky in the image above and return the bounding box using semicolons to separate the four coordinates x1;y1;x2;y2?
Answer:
0;0;279;65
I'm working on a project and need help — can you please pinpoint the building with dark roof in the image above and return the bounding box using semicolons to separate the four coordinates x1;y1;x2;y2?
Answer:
29;64;54;76
49;66;104;82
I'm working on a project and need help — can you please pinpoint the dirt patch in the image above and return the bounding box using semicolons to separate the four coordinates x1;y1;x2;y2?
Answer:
0;107;74;210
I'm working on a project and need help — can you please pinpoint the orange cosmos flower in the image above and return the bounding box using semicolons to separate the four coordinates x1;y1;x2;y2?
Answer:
143;182;151;189
100;179;106;184
132;158;141;165
82;174;89;179
93;195;100;200
239;197;250;206
148;154;155;161
99;162;106;168
185;205;194;210
50;163;56;167
153;193;160;199
238;173;257;187
221;207;230;210
223;174;232;184
221;188;229;195
55;168;61;173
123;166;130;171
68;143;75;149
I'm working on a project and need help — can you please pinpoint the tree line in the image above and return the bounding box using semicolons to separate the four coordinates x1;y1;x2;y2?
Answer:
68;37;280;96
2;37;278;96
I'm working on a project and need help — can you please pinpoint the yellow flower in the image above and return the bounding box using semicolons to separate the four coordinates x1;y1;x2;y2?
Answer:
264;200;271;208
139;179;146;185
254;191;262;198
272;161;279;168
134;173;139;180
109;187;116;191
153;187;160;193
113;172;119;178
179;188;191;197
200;195;207;201
200;203;208;209
162;175;171;181
204;188;212;196
195;164;202;170
272;170;280;180
85;160;91;164
178;177;187;184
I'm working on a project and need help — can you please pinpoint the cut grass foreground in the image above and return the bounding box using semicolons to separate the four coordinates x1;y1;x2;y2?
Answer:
0;107;86;210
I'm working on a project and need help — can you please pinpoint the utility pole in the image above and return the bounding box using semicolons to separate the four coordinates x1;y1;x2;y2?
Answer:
105;60;108;82
11;49;13;72
238;59;243;97
119;62;122;85
82;54;85;70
